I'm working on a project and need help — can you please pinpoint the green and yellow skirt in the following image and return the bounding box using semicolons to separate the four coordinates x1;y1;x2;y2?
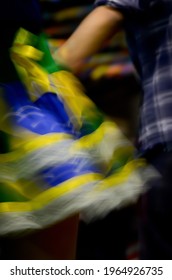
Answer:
0;29;157;235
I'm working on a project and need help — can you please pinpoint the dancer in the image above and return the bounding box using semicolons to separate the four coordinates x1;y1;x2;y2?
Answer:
0;0;156;259
56;1;172;259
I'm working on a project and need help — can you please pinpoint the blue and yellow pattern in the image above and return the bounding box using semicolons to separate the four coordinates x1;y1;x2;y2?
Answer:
0;29;157;235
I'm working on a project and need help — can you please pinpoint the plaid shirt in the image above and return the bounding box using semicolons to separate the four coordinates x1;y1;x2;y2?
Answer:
95;0;172;154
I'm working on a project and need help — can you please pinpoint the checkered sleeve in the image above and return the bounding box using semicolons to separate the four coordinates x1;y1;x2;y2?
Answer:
94;0;151;12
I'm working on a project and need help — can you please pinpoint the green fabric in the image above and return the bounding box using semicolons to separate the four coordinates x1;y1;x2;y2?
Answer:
37;33;69;73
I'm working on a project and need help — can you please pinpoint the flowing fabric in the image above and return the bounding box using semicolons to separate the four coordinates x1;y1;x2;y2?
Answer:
0;29;157;235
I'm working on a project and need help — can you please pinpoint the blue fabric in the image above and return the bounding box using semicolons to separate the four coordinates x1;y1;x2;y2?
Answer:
3;81;75;135
41;160;102;187
95;0;172;155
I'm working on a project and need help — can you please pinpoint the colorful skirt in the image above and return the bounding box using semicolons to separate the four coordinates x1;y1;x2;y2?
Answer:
0;29;157;235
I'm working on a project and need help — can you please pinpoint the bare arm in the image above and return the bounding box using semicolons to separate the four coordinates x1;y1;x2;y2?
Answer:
54;6;124;72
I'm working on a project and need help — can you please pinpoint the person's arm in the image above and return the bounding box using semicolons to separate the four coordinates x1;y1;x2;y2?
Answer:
54;6;124;72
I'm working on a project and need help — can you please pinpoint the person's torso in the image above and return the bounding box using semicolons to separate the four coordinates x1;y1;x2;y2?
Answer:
124;0;172;153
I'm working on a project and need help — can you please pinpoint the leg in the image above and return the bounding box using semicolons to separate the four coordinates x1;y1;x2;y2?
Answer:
1;214;79;260
139;151;172;259
77;206;137;260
